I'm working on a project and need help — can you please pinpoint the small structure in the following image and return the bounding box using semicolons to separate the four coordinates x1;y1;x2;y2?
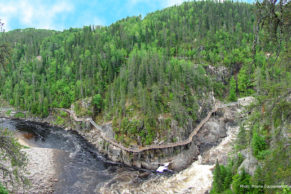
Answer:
156;162;170;173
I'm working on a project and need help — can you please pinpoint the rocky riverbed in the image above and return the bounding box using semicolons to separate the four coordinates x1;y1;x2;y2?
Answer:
0;135;60;194
78;101;241;171
0;97;254;193
22;147;61;193
0;97;245;172
99;114;241;193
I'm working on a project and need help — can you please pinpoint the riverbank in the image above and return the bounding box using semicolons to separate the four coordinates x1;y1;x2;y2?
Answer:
1;99;243;172
1;97;254;173
0;134;60;194
16;136;61;193
23;147;61;193
0;97;254;193
99;117;240;193
75;100;242;171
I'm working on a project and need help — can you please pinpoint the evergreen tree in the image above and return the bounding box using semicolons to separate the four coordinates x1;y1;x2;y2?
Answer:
237;125;247;149
232;169;252;194
251;130;266;158
212;160;223;193
228;76;237;101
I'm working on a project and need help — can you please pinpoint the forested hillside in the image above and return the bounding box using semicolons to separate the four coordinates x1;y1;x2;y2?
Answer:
0;0;290;193
210;0;291;193
0;1;255;145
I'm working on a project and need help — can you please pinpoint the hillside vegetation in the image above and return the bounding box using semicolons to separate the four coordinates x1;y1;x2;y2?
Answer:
0;1;290;193
210;0;291;193
0;1;255;146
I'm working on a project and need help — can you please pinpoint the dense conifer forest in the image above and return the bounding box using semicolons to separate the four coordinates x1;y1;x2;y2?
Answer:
0;1;255;143
0;0;290;193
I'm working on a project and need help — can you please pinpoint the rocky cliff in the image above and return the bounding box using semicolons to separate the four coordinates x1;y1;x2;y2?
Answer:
0;98;247;171
72;101;242;171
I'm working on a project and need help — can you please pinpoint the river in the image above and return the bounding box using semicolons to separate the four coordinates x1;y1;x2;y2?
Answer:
0;118;160;193
0;112;239;193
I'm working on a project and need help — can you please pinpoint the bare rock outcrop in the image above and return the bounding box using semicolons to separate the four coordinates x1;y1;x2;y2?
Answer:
238;149;258;176
205;65;231;84
75;102;240;171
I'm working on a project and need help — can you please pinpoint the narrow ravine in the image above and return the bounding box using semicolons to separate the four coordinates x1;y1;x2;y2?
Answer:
0;100;242;193
99;116;240;193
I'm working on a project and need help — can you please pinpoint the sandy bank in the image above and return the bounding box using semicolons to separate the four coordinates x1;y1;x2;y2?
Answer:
6;138;62;193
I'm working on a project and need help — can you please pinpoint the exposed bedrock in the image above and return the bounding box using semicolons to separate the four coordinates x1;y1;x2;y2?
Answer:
74;104;240;171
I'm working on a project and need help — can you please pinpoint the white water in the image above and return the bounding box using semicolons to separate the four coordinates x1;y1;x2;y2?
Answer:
0;104;242;193
101;123;240;194
139;157;214;194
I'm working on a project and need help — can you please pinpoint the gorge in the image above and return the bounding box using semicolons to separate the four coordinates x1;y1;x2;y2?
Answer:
0;0;290;193
0;97;245;193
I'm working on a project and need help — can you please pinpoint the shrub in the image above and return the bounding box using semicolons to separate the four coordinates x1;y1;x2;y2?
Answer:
5;110;11;116
228;76;237;102
14;112;25;118
60;111;68;117
0;182;8;194
211;160;233;193
251;131;267;159
232;169;252;194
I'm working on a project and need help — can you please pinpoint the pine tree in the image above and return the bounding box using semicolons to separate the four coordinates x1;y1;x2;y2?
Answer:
228;76;237;101
212;160;223;193
251;166;264;194
251;131;266;158
237;125;247;149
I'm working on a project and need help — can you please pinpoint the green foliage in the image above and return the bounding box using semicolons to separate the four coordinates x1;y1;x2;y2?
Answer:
236;126;247;150
233;153;245;172
237;65;253;96
0;128;28;190
114;116;156;146
0;1;255;119
42;97;49;117
5;110;11;116
0;1;258;147
93;94;103;114
0;1;289;193
56;116;65;125
259;142;291;193
282;185;291;194
251;166;264;194
251;130;267;159
0;182;8;194
210;1;291;193
213;82;226;99
232;169;252;194
228;76;237;102
211;160;233;193
14;112;25;118
212;161;223;193
60;110;68;117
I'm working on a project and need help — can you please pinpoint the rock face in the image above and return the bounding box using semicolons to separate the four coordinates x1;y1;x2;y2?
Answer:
74;103;240;171
205;65;231;84
201;123;240;166
170;143;199;171
238;149;258;176
238;96;255;107
196;108;235;144
0;97;241;172
197;120;225;144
